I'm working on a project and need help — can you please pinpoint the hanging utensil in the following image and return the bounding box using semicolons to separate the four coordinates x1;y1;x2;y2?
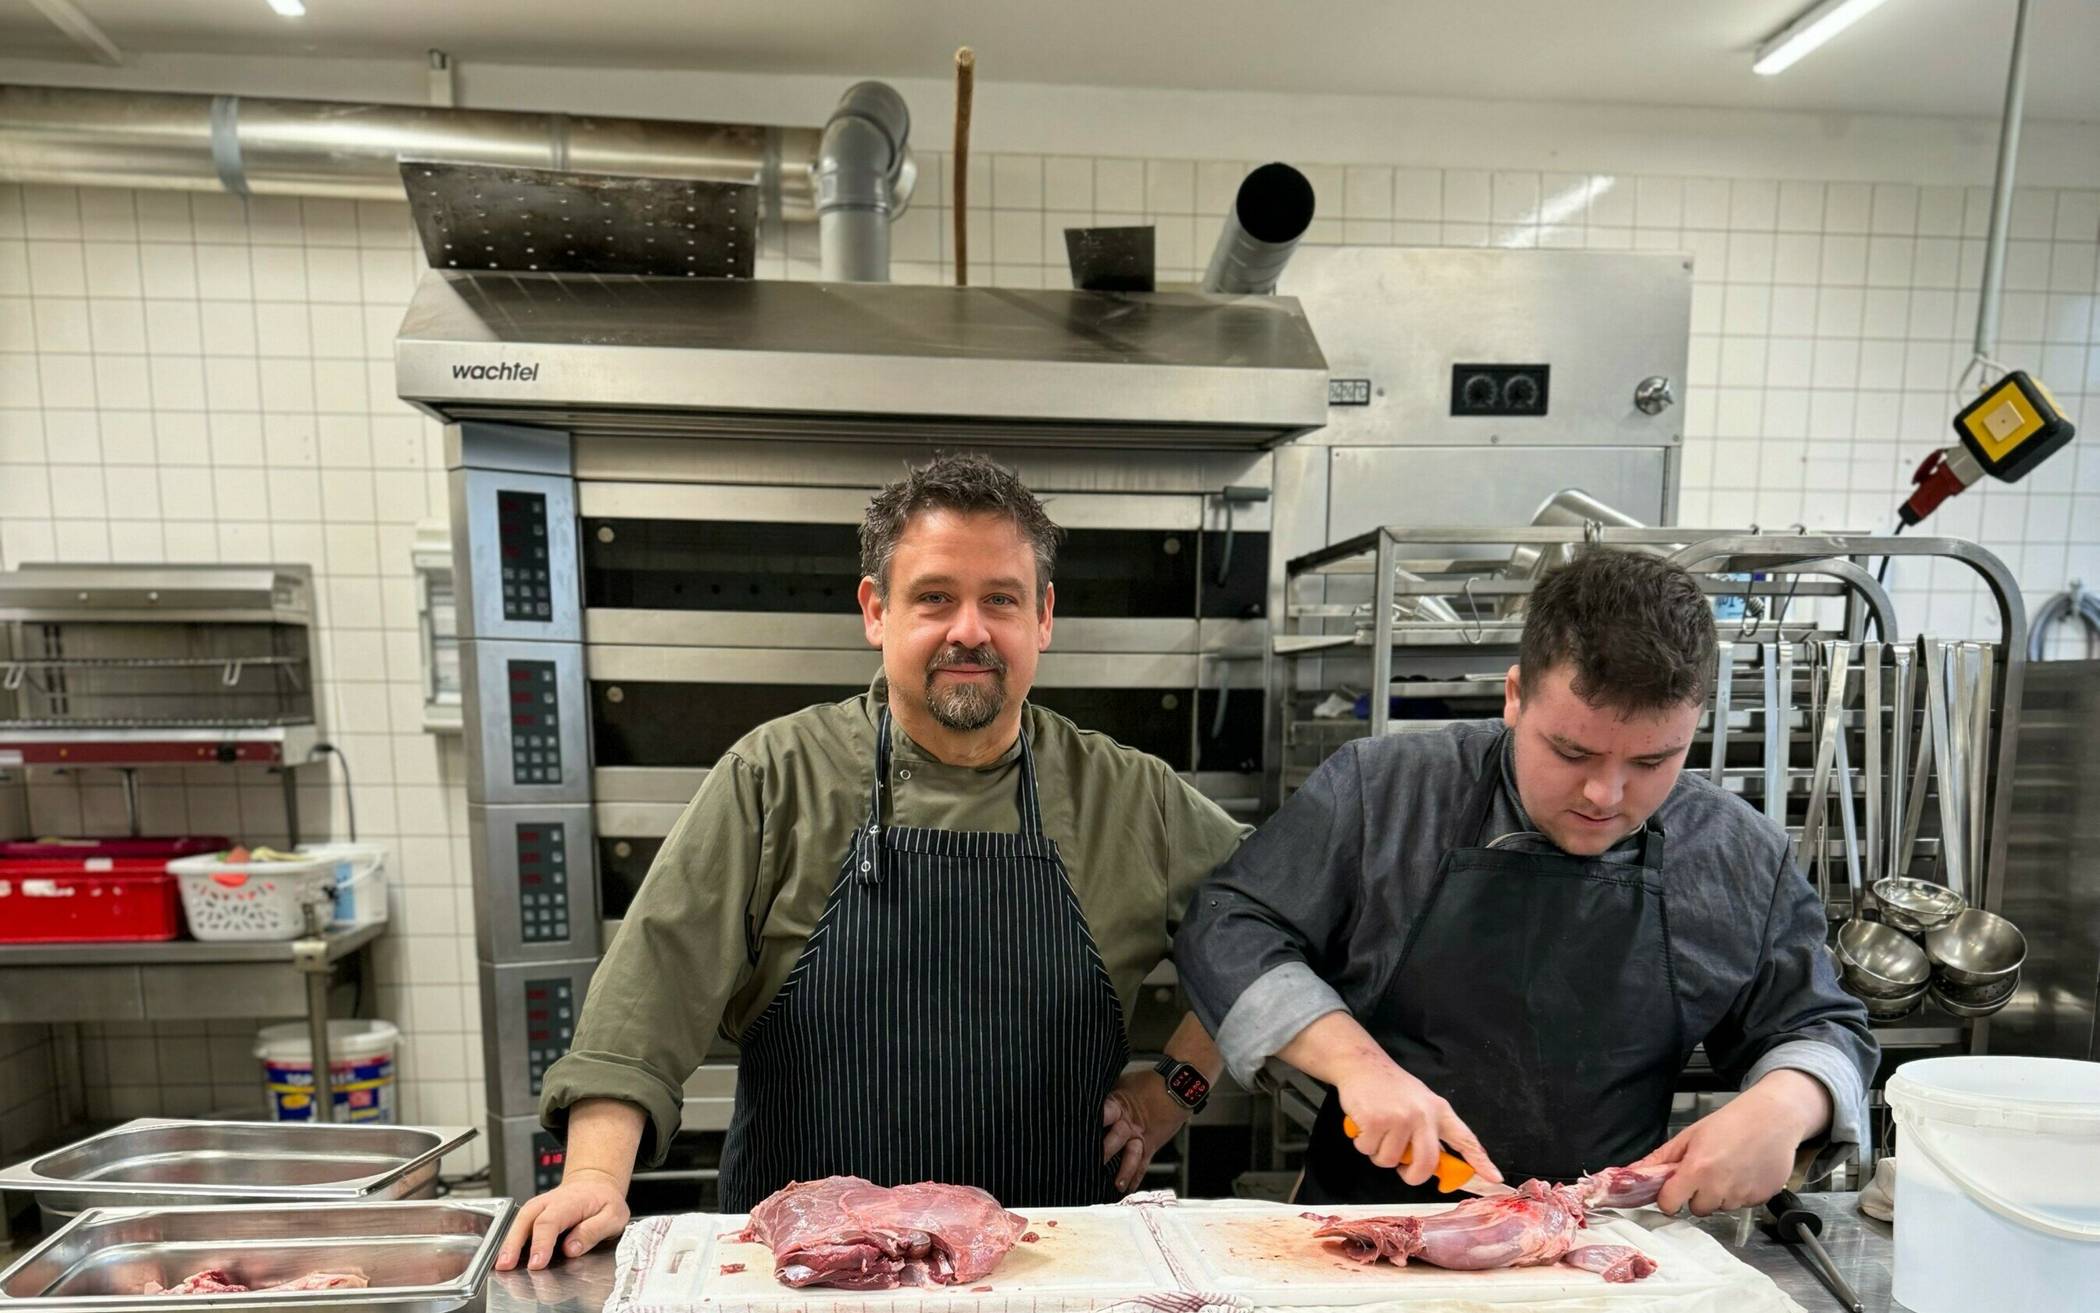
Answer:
1900;639;1938;880
1967;643;1993;898
1710;640;1734;788
1888;643;1914;881
1927;637;1967;900
1763;643;1787;823
1861;641;1883;902
1800;641;1850;904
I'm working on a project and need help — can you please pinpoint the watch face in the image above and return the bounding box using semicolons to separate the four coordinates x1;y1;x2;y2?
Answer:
1165;1064;1210;1107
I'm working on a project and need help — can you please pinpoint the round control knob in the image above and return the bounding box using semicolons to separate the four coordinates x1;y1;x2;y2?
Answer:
1635;375;1676;415
1503;374;1541;411
1462;374;1499;411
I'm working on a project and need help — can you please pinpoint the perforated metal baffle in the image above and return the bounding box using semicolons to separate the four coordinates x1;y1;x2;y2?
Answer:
400;159;757;279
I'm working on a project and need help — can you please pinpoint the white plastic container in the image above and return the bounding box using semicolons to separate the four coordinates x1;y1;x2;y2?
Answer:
254;1019;400;1124
168;851;339;941
1888;1055;2100;1313
304;842;391;929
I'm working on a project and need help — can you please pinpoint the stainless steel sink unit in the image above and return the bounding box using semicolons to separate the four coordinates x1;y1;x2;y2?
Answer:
0;1199;513;1313
0;1121;477;1229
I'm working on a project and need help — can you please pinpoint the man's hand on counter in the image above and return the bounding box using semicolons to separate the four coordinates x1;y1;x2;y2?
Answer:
497;1167;631;1271
497;1098;647;1271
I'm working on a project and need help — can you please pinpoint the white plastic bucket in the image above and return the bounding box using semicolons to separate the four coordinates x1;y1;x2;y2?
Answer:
303;843;390;930
1888;1056;2100;1313
254;1019;400;1124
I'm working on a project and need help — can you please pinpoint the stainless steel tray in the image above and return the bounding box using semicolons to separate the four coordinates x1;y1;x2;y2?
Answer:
0;1122;477;1220
0;1199;514;1313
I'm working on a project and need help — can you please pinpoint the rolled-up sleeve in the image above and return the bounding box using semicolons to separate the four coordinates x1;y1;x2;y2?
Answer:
537;751;767;1167
1706;846;1880;1179
1173;744;1366;1085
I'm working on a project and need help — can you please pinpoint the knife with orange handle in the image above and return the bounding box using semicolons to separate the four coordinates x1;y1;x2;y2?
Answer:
1341;1115;1516;1197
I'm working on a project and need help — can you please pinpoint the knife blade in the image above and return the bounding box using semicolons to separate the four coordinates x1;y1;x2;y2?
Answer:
1340;1116;1515;1196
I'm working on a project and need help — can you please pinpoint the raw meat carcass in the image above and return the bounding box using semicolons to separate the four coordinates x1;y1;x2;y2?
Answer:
1306;1164;1673;1283
739;1176;1028;1290
142;1270;369;1295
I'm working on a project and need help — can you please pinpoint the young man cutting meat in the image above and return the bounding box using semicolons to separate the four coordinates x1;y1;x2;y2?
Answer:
498;453;1249;1270
1175;549;1877;1212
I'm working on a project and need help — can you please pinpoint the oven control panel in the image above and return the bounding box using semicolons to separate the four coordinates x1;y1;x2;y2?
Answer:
524;977;577;1094
498;490;554;622
515;821;572;943
532;1130;567;1193
507;659;563;784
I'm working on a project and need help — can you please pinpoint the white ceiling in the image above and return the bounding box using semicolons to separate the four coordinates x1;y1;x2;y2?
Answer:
4;0;2096;122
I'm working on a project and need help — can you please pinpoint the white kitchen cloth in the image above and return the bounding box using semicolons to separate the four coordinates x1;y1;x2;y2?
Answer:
604;1197;1807;1313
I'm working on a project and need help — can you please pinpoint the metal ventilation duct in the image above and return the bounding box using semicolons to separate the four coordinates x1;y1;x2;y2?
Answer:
0;82;914;222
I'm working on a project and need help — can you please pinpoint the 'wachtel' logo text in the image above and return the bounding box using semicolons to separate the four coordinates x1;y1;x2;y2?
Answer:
451;361;540;382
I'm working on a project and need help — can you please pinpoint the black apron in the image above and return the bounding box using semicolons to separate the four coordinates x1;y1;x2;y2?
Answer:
718;708;1129;1211
1299;733;1687;1204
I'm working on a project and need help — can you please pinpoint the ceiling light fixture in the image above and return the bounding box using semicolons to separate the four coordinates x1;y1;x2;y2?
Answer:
1753;0;1893;75
266;0;307;18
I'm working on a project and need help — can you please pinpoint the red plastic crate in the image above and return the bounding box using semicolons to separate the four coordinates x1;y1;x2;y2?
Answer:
0;859;185;943
0;836;229;861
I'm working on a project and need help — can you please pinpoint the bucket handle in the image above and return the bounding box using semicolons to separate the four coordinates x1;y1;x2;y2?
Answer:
1901;1109;2100;1243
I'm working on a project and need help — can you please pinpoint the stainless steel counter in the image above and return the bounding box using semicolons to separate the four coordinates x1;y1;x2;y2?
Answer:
482;1190;1905;1313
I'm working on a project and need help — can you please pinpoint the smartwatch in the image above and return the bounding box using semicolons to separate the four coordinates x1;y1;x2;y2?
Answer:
1154;1057;1211;1115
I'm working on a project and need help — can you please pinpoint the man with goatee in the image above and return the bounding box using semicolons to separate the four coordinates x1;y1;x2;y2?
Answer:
501;453;1247;1269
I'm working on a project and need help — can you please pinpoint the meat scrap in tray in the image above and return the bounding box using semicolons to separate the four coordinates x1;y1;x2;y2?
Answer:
1305;1163;1671;1283
738;1176;1028;1290
143;1270;370;1295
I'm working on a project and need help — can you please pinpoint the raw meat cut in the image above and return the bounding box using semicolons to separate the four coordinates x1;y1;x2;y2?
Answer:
1575;1163;1673;1210
143;1270;369;1295
1305;1164;1674;1283
1563;1245;1659;1283
738;1176;1028;1290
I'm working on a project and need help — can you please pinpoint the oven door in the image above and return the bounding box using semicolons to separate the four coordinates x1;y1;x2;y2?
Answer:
576;482;1270;653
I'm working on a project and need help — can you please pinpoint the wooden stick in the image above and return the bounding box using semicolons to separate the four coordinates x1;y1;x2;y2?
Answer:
953;46;975;287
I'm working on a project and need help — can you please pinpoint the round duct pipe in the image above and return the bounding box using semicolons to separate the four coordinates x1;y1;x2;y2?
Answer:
0;82;913;225
1200;161;1317;295
816;80;914;282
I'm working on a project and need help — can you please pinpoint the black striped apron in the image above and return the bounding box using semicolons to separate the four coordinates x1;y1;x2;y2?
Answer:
717;708;1129;1211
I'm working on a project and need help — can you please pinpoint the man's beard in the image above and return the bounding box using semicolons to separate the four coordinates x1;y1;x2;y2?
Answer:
924;644;1009;731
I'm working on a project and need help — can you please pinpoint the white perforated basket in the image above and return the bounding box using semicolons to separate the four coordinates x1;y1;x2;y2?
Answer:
169;853;339;941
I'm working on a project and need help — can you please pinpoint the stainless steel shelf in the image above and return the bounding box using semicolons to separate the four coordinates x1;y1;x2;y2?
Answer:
0;922;382;968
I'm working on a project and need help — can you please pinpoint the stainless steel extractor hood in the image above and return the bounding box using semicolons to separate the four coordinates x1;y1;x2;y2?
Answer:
393;273;1329;449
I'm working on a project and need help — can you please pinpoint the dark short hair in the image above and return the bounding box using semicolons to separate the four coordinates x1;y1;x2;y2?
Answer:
859;452;1064;604
1519;549;1716;712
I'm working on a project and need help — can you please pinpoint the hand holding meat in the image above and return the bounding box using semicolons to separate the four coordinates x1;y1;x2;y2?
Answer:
1100;1069;1189;1194
1334;1050;1501;1190
495;1166;631;1271
1307;1163;1673;1283
1634;1069;1831;1216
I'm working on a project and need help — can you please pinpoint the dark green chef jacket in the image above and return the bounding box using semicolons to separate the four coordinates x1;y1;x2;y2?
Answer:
539;677;1252;1164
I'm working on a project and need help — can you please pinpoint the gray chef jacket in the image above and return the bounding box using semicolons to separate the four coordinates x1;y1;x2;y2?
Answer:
1175;721;1878;1172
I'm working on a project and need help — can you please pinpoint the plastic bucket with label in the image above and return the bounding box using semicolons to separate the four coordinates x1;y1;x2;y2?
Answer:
254;1019;399;1123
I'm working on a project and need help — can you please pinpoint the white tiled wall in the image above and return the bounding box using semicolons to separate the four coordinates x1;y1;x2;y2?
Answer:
0;1023;59;1160
3;114;2097;1157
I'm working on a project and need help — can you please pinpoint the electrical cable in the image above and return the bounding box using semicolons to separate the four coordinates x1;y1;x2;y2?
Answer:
306;742;356;842
2028;580;2100;661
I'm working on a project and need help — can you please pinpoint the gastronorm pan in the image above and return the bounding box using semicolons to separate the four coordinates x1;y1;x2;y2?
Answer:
0;1199;513;1313
0;1121;475;1225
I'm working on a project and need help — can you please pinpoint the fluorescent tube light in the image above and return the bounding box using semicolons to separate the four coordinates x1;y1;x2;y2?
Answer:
1754;0;1893;75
